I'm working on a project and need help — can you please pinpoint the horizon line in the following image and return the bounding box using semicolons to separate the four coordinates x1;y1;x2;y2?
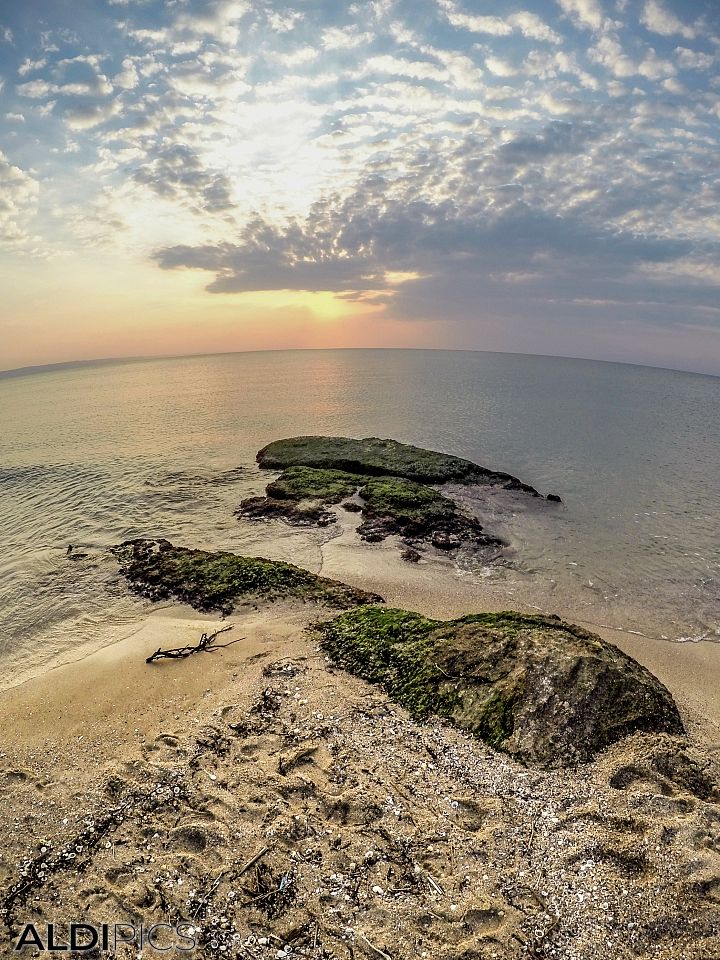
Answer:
1;346;718;382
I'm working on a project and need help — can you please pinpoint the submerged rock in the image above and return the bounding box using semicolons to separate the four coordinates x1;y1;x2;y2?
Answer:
237;466;360;527
112;538;383;615
239;463;504;554
400;547;422;563
237;495;336;527
314;606;684;767
356;475;501;549
257;436;540;493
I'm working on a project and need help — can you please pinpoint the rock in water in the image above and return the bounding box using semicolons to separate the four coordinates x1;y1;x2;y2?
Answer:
257;435;540;493
239;464;505;553
314;607;684;767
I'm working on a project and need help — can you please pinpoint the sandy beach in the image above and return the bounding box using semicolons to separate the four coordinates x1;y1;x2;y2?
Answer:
1;519;719;960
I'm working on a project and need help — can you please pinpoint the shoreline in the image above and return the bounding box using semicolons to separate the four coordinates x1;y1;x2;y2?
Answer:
2;520;719;741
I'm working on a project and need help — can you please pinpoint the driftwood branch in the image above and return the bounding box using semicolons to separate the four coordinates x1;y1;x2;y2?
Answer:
146;626;243;663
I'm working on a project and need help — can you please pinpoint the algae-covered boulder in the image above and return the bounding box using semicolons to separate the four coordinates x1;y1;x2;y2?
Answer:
112;538;382;615
356;476;501;549
314;607;684;767
265;466;361;503
237;466;361;527
257;436;539;493
238;464;503;551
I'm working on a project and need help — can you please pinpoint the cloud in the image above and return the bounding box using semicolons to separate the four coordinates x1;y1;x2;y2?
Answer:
321;25;374;50
439;0;562;43
485;56;517;77
589;34;675;79
363;54;448;83
175;0;249;43
556;0;605;32
500;120;598;161
640;0;696;40
132;143;236;214
675;46;714;70
151;133;700;307
16;55;115;103
18;57;47;77
63;100;121;130
0;152;39;249
589;34;635;75
16;79;55;98
113;58;139;90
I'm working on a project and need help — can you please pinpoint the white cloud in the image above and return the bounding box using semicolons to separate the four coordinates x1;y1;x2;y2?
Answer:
114;57;139;90
508;12;563;44
485;57;517;78
663;77;685;94
16;79;55;99
443;8;511;36
439;1;561;43
640;0;695;40
266;10;303;33
175;0;249;44
556;0;605;32
364;55;448;83
675;46;714;71
590;34;637;76
637;48;676;80
321;26;374;50
1;27;13;44
18;57;47;77
0;151;39;249
59;76;114;96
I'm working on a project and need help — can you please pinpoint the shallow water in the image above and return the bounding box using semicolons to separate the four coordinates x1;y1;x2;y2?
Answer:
1;348;718;688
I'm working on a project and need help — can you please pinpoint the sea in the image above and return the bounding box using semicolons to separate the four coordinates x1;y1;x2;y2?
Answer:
1;348;718;690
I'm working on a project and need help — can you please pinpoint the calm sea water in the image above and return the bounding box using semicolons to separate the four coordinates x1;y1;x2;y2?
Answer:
1;349;718;687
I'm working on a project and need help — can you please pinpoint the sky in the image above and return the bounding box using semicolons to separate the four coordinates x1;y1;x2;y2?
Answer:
0;0;719;375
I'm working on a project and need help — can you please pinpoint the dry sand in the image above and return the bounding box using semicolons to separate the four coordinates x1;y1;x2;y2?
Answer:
1;521;719;960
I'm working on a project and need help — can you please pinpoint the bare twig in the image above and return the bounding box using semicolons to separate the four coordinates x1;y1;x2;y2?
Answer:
357;931;392;960
425;874;445;896
146;626;243;663
237;846;270;879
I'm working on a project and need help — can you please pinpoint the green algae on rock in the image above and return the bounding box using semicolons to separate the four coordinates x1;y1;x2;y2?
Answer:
356;476;501;549
239;462;503;550
112;538;383;615
266;466;361;503
237;466;362;527
257;436;540;493
314;606;684;767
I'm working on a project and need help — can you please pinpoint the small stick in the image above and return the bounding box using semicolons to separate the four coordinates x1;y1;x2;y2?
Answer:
236;846;270;879
357;932;392;960
146;626;243;663
426;874;445;896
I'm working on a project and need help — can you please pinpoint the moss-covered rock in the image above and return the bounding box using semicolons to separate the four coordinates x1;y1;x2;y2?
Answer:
112;539;382;615
237;467;361;527
357;476;501;548
265;466;361;503
237;496;337;527
257;436;539;493
314;606;684;767
238;464;502;551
